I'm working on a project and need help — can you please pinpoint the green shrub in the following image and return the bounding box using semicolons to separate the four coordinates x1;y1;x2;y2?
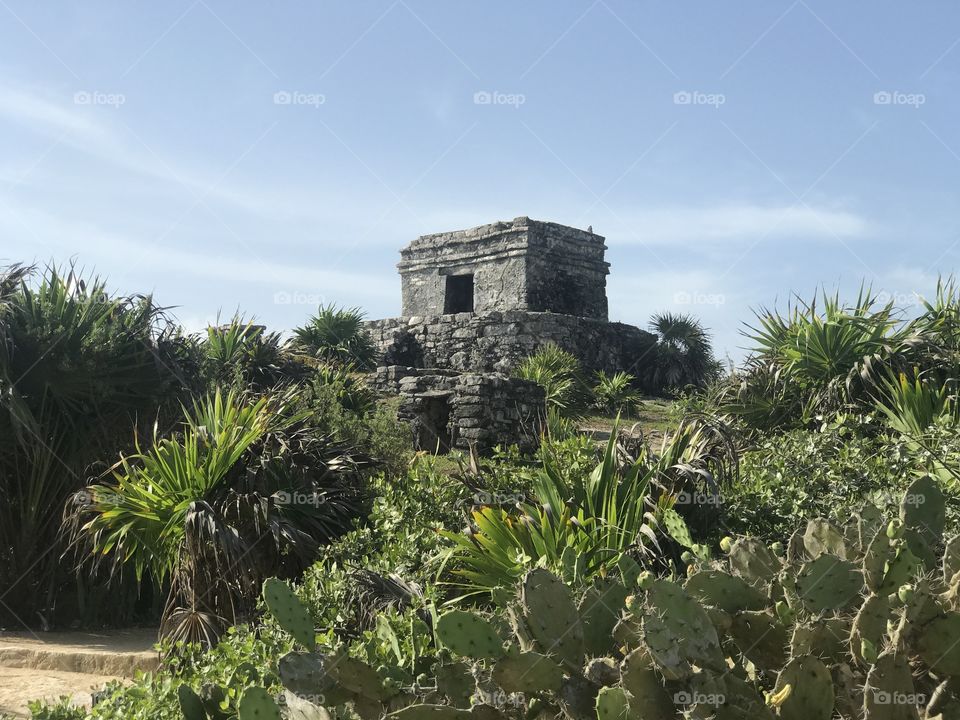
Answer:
592;370;641;415
290;304;377;369
514;343;590;415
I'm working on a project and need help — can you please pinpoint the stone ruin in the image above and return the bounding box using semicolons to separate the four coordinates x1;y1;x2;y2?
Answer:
367;217;656;453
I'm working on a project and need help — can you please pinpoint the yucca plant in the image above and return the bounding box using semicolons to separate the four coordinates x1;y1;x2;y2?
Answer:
291;304;377;369
592;370;641;415
67;388;370;645
514;343;590;415
723;288;926;430
202;316;290;390
439;417;732;600
875;369;957;438
0;263;186;627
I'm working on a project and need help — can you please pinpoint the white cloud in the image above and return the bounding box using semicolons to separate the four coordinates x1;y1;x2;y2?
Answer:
606;204;869;245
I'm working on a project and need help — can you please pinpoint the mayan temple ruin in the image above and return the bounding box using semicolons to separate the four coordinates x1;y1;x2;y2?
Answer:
367;217;654;452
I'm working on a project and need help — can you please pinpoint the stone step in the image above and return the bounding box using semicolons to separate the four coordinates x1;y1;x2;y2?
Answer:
0;629;160;717
0;666;120;718
0;629;159;677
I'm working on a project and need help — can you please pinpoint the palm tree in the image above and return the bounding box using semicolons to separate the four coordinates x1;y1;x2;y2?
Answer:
66;388;371;646
290;304;378;369
647;312;720;393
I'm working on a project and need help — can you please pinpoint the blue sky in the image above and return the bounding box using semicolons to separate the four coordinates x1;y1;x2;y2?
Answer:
2;1;959;362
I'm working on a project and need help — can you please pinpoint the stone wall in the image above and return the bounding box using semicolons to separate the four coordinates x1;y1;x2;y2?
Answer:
365;311;657;376
373;366;544;453
397;217;609;320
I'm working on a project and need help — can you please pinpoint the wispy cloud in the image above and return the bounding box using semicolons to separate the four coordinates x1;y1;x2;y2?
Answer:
607;203;870;245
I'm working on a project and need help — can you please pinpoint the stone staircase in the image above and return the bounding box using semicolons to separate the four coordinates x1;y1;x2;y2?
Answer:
0;630;158;718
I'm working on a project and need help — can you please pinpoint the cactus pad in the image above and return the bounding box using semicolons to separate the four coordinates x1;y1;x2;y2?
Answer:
641;578;725;678
595;686;630;720
387;705;471;720
728;537;780;587
178;685;207;720
521;568;584;667
804;518;848;559
238;687;282;720
772;655;834;720
491;650;563;694
263;578;315;650
863;651;919;720
685;569;768;613
436;610;504;660
851;595;890;667
730;611;788;670
917;612;960;675
618;649;675;718
794;555;863;612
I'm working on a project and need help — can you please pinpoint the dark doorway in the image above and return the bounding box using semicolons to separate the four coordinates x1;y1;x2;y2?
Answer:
444;274;474;313
414;394;452;453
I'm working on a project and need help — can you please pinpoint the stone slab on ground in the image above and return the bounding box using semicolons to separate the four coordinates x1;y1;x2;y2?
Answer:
0;666;120;718
0;629;159;718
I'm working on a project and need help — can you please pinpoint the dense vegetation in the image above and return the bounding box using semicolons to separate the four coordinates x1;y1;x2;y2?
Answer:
6;267;960;720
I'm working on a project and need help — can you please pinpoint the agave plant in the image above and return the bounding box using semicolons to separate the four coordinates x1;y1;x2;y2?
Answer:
0;263;186;627
290;304;378;369
67;388;370;646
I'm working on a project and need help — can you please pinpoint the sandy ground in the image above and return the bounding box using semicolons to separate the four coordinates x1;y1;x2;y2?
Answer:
0;629;158;718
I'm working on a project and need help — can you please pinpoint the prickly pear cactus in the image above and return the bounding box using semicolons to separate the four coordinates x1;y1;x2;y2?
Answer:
435;610;504;660
685;569;768;614
594;686;629;720
793;555;862;612
917;612;960;675
521;568;584;667
803;518;848;559
491;649;563;694
772;655;834;720
237;687;282;720
863;651;919;720
851;595;890;667
639;578;725;678
730;610;787;670
178;685;207;720
727;537;780;587
263;578;315;650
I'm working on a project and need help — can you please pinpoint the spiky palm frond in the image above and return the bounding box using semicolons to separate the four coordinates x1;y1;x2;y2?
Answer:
290;305;377;370
648;312;719;393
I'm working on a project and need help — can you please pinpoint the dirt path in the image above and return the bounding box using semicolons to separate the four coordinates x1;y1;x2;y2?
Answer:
0;630;158;718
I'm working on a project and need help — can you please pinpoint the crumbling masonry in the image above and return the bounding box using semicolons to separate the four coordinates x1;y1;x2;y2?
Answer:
367;217;655;452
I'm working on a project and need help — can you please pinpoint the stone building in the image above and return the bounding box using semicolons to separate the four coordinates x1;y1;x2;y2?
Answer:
398;217;609;319
367;217;655;453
